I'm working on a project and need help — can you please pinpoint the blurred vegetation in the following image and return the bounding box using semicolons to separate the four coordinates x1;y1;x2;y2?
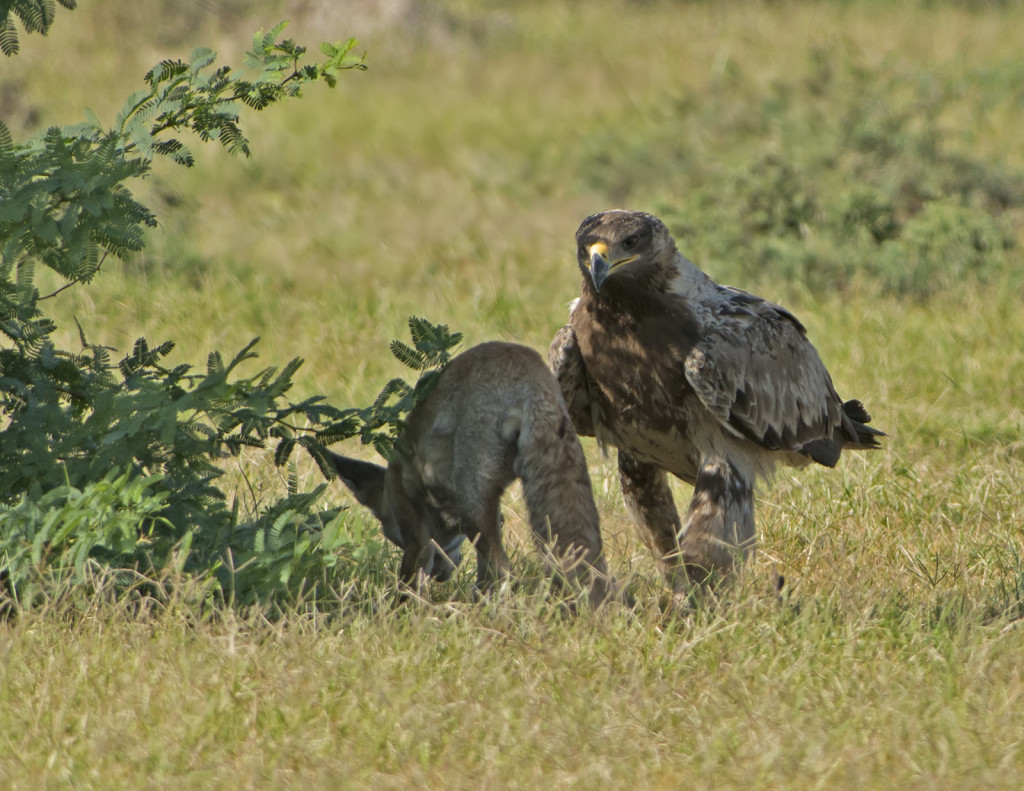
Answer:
644;56;1022;298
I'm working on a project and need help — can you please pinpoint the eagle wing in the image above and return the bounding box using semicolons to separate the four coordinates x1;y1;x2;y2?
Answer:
683;287;845;463
548;322;595;437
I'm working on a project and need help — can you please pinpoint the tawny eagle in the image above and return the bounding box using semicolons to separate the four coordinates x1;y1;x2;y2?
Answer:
549;210;884;591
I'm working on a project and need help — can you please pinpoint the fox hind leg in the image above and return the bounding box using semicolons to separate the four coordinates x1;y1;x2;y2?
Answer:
460;494;509;594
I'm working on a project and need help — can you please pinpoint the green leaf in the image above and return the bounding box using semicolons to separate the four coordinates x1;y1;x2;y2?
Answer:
217;122;249;157
188;46;216;76
81;107;103;132
207;350;224;376
114;87;155;133
300;437;336;481
371;377;413;413
147;58;189;86
273;437;296;467
0;16;20;56
227;338;261;372
315;415;361;445
264;21;289;49
15;257;34;291
0;119;13;154
389;339;423;370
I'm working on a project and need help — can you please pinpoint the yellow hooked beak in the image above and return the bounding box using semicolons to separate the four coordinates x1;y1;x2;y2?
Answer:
586;241;635;292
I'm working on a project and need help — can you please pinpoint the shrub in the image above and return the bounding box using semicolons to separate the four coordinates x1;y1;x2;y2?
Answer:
0;9;387;610
614;50;1022;301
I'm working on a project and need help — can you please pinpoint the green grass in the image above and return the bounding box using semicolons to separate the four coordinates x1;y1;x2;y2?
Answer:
3;587;1023;789
2;0;1024;788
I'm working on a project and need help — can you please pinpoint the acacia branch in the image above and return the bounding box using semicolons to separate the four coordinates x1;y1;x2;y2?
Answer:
37;251;109;300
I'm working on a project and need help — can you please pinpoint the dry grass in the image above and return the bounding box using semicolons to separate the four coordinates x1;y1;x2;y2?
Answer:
3;576;1023;790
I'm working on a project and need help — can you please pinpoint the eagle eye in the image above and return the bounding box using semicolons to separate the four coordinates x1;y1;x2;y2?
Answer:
622;234;640;251
577;243;587;260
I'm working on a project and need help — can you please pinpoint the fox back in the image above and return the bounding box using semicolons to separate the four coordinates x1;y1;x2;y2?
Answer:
329;341;608;601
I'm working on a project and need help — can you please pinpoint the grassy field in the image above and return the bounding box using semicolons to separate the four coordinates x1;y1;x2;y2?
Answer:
2;0;1024;788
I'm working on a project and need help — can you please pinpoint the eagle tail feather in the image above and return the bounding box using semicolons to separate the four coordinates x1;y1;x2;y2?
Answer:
842;399;872;424
841;399;885;449
800;400;885;466
800;438;842;468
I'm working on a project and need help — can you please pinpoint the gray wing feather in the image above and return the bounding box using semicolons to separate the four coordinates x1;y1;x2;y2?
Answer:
684;293;842;452
548;323;595;437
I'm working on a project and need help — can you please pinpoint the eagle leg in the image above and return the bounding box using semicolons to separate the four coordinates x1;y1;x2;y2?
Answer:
616;450;690;594
679;456;756;585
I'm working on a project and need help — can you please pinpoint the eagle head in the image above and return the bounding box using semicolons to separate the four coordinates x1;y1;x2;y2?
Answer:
575;210;677;293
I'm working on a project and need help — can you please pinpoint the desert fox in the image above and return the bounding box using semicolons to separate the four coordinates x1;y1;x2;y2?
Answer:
327;341;610;604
